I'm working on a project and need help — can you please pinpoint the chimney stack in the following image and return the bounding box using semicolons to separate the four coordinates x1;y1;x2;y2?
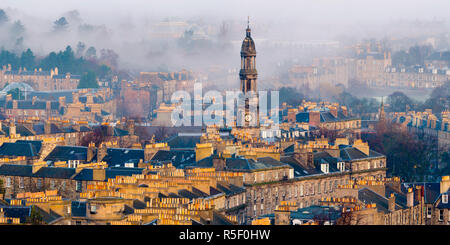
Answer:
86;93;94;104
414;186;423;203
440;176;450;194
46;101;52;112
44;121;52;135
127;119;135;135
9;122;16;137
406;188;414;207
97;142;107;162
32;96;37;105
72;92;79;104
58;96;66;109
388;193;396;212
87;142;96;162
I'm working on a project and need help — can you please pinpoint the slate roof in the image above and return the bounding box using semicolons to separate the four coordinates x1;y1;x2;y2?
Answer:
216;183;246;196
339;146;384;161
0;142;39;157
72;168;93;181
150;150;195;168
105;168;144;180
113;127;129;136
296;110;358;124
358;187;405;213
102;148;144;167
195;155;290;172
44;146;89;161
0;164;142;182
402;182;441;204
280;156;321;177
0;205;31;223
15;140;42;153
33;167;76;179
2;125;36;137
27;91;74;102
289;206;341;221
32;123;64;135
436;192;450;209
34;205;62;224
5;100;59;110
178;189;202;199
283;144;295;153
165;135;201;149
71;201;87;217
0;164;33;177
259;205;341;223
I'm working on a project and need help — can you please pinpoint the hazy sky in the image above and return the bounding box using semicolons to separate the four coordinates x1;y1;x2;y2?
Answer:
1;0;449;77
3;0;449;24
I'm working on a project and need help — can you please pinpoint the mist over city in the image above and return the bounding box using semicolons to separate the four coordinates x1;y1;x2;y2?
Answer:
0;0;448;229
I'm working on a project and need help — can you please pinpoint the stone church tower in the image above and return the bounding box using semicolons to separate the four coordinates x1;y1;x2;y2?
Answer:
239;19;260;128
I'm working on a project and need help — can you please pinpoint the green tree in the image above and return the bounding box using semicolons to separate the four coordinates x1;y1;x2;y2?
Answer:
53;17;68;32
0;9;8;25
364;122;433;181
85;46;97;60
20;48;35;70
279;86;305;106
78;71;99;89
9;20;25;38
0;49;20;69
75;41;86;57
421;82;450;114
387;91;415;112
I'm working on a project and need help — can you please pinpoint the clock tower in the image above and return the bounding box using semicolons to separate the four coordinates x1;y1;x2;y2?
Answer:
239;18;259;128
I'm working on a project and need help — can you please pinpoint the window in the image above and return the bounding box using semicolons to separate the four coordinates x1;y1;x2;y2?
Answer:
439;210;444;221
37;179;42;189
76;181;82;192
19;177;24;189
6;177;11;188
299;185;304;196
442;194;448;204
427;207;432;218
50;180;55;189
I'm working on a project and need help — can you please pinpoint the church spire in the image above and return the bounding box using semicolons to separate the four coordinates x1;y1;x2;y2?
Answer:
246;16;251;37
379;96;385;121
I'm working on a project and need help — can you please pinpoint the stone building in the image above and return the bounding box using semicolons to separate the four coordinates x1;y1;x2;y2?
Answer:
0;66;81;91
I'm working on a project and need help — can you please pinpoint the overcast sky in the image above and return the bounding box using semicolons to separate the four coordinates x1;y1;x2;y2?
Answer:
1;0;449;75
2;0;449;24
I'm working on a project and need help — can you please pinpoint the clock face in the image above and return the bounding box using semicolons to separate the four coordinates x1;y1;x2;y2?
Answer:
245;113;252;122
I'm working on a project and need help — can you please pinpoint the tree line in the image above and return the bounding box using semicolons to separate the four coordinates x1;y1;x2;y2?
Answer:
0;46;116;89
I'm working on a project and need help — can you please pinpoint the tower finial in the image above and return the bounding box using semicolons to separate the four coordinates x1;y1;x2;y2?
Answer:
247;16;250;29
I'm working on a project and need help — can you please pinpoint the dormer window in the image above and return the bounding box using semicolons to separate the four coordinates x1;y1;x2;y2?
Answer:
443;194;448;204
337;162;345;172
321;163;329;174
